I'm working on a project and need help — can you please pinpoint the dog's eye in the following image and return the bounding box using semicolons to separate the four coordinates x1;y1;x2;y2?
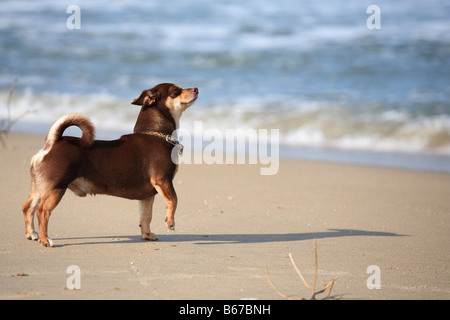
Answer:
171;87;182;98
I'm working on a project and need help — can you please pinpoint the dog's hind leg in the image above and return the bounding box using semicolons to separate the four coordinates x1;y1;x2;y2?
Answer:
139;196;157;241
152;179;177;231
36;188;66;247
22;182;40;241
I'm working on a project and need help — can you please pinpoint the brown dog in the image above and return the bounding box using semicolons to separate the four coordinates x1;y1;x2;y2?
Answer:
22;83;198;247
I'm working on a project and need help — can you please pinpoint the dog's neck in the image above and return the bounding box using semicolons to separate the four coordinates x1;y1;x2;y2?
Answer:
133;106;177;136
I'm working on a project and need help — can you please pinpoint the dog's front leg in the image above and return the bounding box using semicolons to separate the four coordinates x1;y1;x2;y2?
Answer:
153;180;177;231
139;196;157;241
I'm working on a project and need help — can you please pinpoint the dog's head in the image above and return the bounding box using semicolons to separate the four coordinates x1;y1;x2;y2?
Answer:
132;83;198;120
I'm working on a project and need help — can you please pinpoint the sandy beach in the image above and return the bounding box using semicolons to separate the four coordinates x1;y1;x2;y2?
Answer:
0;132;449;300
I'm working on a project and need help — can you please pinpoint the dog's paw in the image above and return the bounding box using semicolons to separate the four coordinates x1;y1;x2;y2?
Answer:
142;232;158;241
165;217;175;231
38;237;54;247
26;232;39;241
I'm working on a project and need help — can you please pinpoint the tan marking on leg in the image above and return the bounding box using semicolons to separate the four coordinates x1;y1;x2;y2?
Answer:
139;196;157;240
22;178;40;240
153;182;177;231
36;189;65;247
22;192;40;240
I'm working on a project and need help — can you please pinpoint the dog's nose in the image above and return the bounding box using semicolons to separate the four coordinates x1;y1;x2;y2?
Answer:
192;87;198;94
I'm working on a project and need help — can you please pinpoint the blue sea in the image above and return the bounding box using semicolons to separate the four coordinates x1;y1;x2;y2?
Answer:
1;0;449;172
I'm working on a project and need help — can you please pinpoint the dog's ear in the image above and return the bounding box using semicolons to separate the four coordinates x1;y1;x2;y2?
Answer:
131;89;159;107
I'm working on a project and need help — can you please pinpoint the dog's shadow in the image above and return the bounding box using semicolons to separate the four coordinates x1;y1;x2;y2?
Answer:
54;228;406;247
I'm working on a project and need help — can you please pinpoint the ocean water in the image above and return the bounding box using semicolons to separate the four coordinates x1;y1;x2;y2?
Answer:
1;0;449;172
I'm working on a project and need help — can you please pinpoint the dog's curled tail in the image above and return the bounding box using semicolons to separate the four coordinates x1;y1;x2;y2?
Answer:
45;113;95;149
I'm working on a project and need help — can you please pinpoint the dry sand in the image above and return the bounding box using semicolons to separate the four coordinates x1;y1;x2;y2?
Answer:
0;133;449;300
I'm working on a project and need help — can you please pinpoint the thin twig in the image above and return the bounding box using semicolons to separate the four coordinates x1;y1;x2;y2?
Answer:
326;276;339;299
264;261;293;300
311;277;338;300
7;77;18;124
1;78;37;148
311;238;318;299
288;253;311;290
266;239;339;300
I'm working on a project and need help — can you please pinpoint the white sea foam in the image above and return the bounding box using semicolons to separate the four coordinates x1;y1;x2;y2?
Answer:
2;0;449;172
2;89;450;156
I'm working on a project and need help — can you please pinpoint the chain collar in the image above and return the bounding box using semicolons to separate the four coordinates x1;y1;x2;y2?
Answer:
137;131;184;155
